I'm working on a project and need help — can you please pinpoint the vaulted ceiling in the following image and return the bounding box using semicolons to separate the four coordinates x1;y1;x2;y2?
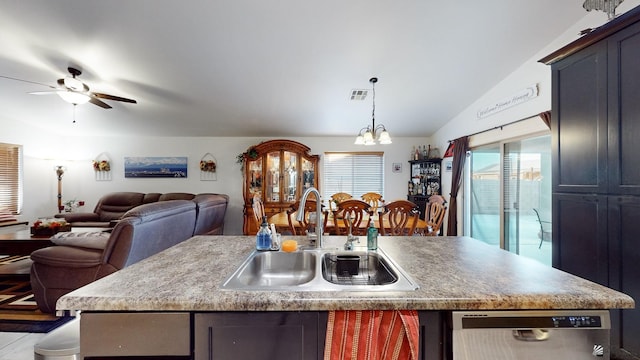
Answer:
0;1;594;138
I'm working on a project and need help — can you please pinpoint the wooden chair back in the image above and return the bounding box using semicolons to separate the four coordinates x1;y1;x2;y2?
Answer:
332;199;371;236
361;192;383;214
329;192;353;212
379;200;419;236
252;195;265;228
286;200;328;235
425;202;447;236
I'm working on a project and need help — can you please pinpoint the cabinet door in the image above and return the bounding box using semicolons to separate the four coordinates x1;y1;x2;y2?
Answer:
194;312;321;360
552;193;608;286
283;151;298;202
301;157;316;191
608;22;640;195
551;43;608;194
608;196;640;357
265;151;281;204
247;157;263;199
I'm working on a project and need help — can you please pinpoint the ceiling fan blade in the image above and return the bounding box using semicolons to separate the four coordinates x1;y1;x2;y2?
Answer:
93;92;137;104
89;97;112;109
0;75;57;89
29;91;60;95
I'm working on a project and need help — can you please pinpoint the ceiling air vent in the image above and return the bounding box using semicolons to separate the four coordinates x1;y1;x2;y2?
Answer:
350;89;368;101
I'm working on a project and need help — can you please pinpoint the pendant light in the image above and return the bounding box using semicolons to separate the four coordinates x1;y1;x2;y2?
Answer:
354;77;392;145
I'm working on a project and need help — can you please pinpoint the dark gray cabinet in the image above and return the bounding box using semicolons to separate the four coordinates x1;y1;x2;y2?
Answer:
608;196;640;357
550;43;608;194
551;193;609;287
194;311;447;360
194;312;324;360
542;6;640;358
607;22;640;195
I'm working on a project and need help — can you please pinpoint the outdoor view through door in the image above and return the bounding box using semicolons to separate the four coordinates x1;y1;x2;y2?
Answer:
467;135;551;266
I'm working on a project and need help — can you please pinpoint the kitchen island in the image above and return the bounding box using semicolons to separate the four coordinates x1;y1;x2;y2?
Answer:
57;235;634;359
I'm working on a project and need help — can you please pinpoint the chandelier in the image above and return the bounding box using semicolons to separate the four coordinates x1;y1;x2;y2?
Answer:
354;77;392;145
583;0;624;20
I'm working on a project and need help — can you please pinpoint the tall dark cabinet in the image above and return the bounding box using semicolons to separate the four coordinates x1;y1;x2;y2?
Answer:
407;159;442;220
541;6;640;358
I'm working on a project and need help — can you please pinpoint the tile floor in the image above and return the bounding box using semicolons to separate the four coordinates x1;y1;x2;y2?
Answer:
0;332;44;359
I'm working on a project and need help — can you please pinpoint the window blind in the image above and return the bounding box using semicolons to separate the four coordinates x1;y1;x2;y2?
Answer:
323;152;384;202
0;143;22;214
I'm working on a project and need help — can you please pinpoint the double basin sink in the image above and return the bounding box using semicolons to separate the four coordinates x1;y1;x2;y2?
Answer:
221;247;419;292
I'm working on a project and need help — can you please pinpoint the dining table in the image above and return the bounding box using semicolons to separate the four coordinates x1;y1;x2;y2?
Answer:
268;210;430;235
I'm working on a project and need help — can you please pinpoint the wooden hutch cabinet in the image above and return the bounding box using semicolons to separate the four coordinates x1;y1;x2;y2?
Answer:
241;139;319;235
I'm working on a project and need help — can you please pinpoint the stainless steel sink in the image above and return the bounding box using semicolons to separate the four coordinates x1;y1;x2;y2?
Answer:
222;251;317;288
321;251;398;286
221;248;418;292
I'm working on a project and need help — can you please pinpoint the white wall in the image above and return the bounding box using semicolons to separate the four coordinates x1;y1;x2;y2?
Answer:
2;128;429;234
431;1;640;234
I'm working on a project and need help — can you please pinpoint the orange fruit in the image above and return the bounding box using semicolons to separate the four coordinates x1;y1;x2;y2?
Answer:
281;240;298;252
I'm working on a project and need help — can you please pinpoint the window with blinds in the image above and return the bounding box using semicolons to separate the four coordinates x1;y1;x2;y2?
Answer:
0;143;23;214
323;152;384;202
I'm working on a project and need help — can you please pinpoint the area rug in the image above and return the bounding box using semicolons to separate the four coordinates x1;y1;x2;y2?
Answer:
0;255;74;333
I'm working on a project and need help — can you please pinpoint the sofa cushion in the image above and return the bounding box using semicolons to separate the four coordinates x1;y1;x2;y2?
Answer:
143;193;162;203
95;192;147;221
158;192;196;201
50;231;111;250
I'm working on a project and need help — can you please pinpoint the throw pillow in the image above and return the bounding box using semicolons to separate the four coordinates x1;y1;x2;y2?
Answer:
50;231;111;250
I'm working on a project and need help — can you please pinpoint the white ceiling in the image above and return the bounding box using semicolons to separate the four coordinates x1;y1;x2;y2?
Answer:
0;1;591;138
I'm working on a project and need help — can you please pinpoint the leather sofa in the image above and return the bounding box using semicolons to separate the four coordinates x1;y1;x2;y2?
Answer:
30;194;228;313
54;192;198;228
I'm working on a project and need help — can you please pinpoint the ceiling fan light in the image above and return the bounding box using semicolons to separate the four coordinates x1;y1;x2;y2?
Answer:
58;91;90;105
378;130;392;144
63;77;84;91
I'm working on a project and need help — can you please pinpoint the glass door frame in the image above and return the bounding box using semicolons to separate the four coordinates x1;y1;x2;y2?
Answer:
463;131;551;264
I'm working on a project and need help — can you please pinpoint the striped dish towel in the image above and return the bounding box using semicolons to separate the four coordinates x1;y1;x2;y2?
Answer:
324;310;420;360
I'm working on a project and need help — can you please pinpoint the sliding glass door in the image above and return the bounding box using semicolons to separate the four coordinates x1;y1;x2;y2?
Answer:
468;135;551;265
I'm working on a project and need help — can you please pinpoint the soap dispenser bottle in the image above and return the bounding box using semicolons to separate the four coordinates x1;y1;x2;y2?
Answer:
256;216;272;251
367;220;378;250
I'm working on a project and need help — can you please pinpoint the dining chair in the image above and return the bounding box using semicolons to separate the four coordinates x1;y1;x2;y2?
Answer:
379;200;419;236
329;192;353;212
361;192;383;215
425;202;447;236
252;195;266;228
332;199;371;236
286;200;328;235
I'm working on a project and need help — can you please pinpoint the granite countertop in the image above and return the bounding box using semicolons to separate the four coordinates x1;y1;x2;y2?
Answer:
56;235;635;312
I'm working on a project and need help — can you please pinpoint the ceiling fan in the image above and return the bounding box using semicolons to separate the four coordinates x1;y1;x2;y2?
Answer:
29;66;137;109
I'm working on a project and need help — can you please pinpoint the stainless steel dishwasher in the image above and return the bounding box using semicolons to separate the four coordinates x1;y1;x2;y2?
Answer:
452;310;610;359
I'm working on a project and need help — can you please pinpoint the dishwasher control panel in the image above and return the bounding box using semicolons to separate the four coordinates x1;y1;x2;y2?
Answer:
458;313;606;329
453;309;610;330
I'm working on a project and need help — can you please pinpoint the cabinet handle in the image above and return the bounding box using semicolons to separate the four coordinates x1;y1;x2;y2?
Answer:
512;329;549;341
